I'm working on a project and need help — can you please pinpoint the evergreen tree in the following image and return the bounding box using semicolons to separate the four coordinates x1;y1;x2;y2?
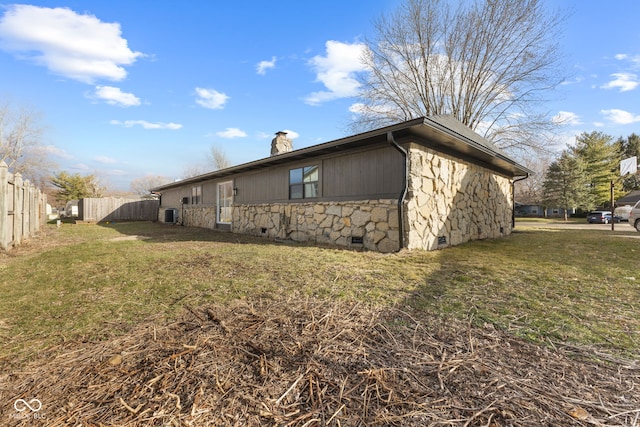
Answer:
569;131;619;209
543;151;588;220
51;172;104;203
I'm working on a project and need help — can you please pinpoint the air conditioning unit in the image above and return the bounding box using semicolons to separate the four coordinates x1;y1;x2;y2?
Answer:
164;208;178;223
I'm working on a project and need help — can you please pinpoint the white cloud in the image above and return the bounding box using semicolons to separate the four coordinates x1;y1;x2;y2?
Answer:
110;120;182;130
195;87;229;109
216;128;247;138
349;103;366;114
601;72;639;92
600;109;640;125
93;86;141;107
615;53;640;67
104;169;127;176
281;129;299;139
552;111;582;126
257;56;276;75
94;155;117;164
72;163;90;171
348;101;397;118
34;145;74;160
0;5;142;83
304;40;368;105
560;76;583;86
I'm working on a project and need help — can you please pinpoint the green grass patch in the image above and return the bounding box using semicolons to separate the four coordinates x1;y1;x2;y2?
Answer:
1;221;638;365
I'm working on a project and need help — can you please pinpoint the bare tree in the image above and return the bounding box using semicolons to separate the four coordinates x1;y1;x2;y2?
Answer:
208;145;231;170
0;102;53;182
181;164;206;179
130;174;173;196
514;153;552;205
355;0;568;155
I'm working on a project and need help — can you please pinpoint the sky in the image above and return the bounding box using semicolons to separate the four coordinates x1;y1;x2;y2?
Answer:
1;0;640;191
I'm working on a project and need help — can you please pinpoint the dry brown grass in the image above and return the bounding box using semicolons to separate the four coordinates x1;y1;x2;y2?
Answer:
1;222;639;426
1;298;638;426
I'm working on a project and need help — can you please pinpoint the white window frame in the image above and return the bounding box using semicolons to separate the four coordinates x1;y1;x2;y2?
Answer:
289;165;319;199
191;185;202;205
217;181;233;224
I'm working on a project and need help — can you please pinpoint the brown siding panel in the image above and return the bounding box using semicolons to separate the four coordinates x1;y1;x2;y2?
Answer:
322;146;404;199
234;168;288;204
159;145;405;209
231;145;404;204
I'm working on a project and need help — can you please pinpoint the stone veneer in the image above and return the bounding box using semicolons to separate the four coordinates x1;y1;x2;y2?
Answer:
404;144;513;250
180;205;218;229
231;200;400;252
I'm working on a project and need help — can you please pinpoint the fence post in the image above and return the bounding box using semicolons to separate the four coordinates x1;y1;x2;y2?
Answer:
13;172;23;246
0;161;8;250
39;190;46;231
22;179;31;239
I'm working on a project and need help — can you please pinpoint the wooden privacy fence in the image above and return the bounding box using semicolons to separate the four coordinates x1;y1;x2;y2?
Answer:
79;197;159;222
0;161;47;250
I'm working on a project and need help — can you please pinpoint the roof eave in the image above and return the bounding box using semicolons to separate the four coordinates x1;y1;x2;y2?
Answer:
151;117;531;192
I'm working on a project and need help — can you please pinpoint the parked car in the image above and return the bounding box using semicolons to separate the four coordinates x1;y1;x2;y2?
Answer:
613;205;633;222
586;210;620;224
629;200;640;232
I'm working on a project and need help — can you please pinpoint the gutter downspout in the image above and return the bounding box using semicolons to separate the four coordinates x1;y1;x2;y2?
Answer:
387;131;408;251
512;174;529;228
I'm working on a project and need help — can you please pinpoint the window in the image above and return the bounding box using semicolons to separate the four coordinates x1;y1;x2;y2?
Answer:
217;181;233;224
191;185;202;204
289;165;318;199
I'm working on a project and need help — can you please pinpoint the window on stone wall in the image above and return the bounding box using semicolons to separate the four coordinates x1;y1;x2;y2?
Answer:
191;185;202;204
289;165;318;199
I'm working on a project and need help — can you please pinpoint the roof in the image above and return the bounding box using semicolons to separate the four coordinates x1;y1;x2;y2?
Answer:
152;116;531;192
617;190;640;205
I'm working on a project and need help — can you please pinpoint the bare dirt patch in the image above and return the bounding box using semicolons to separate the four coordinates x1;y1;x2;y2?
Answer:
1;299;638;426
109;235;152;242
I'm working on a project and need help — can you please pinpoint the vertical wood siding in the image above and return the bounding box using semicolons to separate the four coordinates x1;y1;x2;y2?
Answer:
79;198;159;222
0;161;47;250
232;145;404;204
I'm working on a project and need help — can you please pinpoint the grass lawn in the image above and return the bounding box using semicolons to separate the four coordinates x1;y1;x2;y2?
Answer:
1;220;638;365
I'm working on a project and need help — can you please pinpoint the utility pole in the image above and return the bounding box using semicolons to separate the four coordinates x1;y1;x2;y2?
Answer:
610;180;615;232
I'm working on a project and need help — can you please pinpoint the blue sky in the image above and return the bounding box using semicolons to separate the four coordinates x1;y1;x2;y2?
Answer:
1;1;639;190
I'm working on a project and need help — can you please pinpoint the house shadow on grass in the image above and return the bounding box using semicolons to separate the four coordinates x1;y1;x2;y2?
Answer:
96;220;365;251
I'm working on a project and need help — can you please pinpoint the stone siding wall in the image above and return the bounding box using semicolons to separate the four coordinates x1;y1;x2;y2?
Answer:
182;204;218;229
232;200;401;252
405;144;513;250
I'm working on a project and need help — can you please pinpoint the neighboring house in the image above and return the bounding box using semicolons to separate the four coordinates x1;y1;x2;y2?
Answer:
152;116;531;252
515;204;574;218
617;190;640;206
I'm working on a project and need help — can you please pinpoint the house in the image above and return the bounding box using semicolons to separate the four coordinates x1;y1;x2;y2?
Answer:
617;190;640;206
515;204;574;218
152;116;531;252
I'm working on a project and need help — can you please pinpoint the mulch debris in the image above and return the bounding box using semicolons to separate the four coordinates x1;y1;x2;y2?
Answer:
1;298;638;426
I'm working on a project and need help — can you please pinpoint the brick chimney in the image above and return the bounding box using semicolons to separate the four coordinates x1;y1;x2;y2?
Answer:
270;131;293;156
